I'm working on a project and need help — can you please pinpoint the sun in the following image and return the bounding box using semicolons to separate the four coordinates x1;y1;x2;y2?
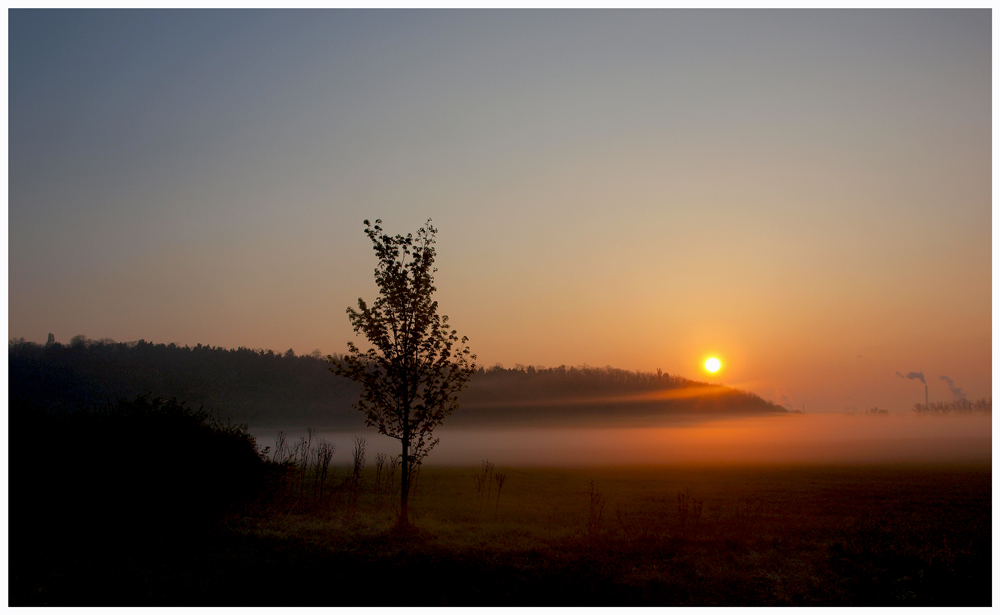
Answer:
704;357;721;373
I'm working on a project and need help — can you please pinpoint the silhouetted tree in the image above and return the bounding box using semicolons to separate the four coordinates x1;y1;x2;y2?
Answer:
329;218;476;524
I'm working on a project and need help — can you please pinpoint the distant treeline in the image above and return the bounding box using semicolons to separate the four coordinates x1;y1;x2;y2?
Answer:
9;336;361;429
9;336;786;429
912;399;991;415
459;363;785;425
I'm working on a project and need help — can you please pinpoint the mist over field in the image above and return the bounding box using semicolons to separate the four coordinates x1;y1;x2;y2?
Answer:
255;413;990;467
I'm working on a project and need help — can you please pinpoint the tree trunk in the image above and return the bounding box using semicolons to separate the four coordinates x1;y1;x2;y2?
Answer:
400;432;410;525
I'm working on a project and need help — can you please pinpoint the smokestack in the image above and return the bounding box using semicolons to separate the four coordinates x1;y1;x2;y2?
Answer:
896;371;929;409
896;371;926;384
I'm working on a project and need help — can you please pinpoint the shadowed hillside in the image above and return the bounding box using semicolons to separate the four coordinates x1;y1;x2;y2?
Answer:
9;336;786;429
455;363;785;426
9;336;361;429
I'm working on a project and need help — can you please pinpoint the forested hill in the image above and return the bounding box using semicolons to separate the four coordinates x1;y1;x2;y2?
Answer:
9;337;786;429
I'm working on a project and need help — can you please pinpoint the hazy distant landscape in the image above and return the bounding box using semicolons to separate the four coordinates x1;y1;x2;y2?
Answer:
12;335;988;468
8;335;786;430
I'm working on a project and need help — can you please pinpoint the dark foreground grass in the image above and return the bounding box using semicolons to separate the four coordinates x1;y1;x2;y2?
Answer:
11;462;990;606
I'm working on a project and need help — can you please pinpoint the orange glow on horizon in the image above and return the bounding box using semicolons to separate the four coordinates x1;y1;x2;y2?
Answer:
430;414;992;466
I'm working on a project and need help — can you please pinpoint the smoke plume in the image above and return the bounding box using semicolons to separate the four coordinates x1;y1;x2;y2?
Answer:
939;375;966;401
895;371;926;384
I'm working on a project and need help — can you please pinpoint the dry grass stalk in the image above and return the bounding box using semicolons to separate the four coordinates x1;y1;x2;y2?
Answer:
493;472;507;520
293;429;314;495
480;460;494;504
315;440;335;497
474;460;495;516
347;437;367;513
271;431;291;464
374;452;388;497
387;455;399;492
352;436;367;481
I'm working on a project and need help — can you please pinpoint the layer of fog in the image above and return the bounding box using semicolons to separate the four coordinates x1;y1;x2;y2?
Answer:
253;413;991;467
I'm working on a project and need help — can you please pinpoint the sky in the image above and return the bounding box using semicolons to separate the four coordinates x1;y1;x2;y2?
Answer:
8;10;993;413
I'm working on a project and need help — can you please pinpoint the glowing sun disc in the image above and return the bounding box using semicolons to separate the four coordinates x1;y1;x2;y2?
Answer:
705;358;721;373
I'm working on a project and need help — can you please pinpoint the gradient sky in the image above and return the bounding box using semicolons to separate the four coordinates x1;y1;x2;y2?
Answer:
8;10;992;413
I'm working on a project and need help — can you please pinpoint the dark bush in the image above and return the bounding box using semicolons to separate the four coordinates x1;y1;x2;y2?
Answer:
11;395;284;544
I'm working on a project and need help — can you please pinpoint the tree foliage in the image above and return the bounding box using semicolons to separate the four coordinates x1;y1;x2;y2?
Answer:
329;219;476;521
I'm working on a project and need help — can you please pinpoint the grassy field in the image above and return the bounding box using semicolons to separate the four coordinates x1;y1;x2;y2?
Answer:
13;462;991;606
